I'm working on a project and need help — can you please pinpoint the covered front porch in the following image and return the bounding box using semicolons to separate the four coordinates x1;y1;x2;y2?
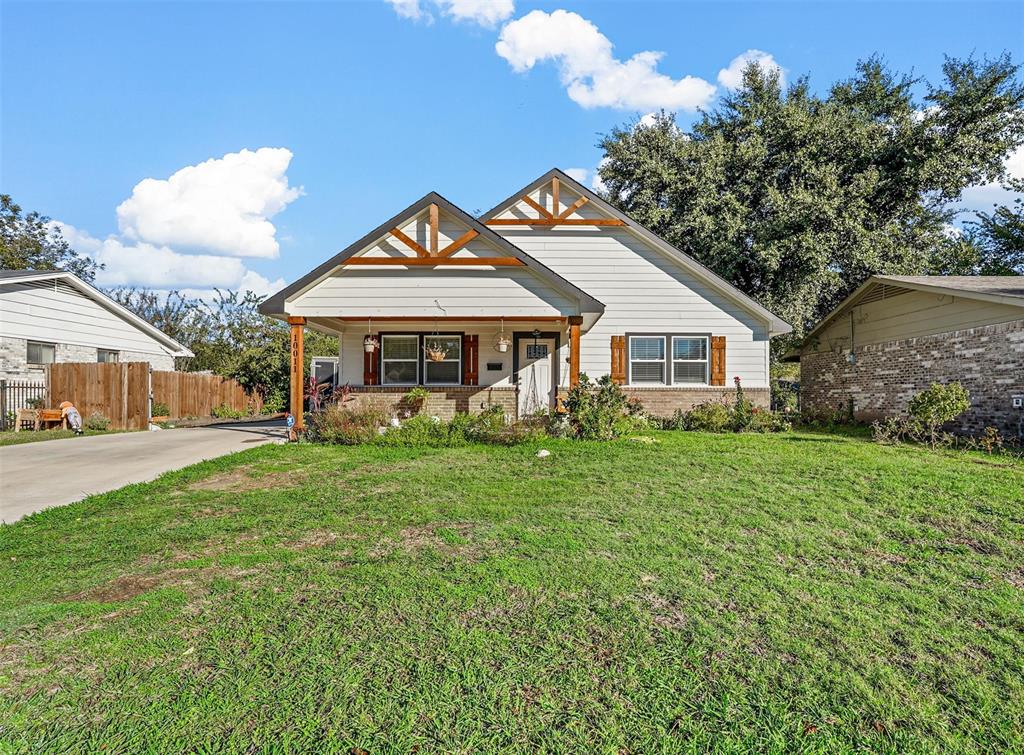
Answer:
288;314;585;429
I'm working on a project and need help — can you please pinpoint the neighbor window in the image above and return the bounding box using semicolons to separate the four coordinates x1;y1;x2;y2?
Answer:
26;341;55;365
381;335;419;385
423;335;461;385
629;336;665;384
671;337;708;384
97;349;119;364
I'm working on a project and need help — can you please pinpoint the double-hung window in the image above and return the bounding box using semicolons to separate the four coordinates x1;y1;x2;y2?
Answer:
423;335;461;385
628;334;709;385
629;336;666;384
671;337;708;384
27;341;56;365
381;335;419;385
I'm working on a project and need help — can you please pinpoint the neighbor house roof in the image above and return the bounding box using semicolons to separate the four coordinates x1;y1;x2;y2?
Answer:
258;191;605;320
793;274;1024;355
0;269;194;357
481;168;793;336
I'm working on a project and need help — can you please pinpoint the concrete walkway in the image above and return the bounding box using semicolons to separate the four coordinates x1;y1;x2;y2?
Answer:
0;421;287;524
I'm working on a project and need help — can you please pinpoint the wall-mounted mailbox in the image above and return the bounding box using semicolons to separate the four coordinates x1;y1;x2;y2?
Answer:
486;362;503;371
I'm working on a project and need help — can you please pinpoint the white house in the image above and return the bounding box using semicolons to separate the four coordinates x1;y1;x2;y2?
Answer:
259;169;791;426
0;269;192;381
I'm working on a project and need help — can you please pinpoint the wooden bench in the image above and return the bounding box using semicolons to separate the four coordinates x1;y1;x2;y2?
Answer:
14;408;67;432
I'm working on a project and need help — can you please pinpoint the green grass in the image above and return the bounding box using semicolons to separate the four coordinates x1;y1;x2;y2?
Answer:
1;430;1022;753
0;429;126;447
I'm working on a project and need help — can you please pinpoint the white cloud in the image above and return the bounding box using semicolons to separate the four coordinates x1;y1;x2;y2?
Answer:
637;111;658;129
958;144;1024;213
564;167;590;183
495;10;716;111
717;49;785;90
386;0;513;27
116;147;302;259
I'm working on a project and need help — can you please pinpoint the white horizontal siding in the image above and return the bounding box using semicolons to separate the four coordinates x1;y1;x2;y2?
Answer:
496;228;771;386
290;269;578;319
0;283;173;355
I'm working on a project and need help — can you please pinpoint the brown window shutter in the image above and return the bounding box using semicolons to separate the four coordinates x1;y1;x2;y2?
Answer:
462;334;479;386
710;336;726;386
363;334;379;385
610;335;626;385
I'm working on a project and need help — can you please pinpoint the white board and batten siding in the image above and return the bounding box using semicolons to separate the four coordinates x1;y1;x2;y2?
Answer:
494;197;772;386
0;280;178;357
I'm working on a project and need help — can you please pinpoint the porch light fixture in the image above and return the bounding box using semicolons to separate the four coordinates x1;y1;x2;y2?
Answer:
493;318;511;353
364;318;378;353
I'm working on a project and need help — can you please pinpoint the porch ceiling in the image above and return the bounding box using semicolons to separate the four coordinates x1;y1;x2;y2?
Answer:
304;314;591;336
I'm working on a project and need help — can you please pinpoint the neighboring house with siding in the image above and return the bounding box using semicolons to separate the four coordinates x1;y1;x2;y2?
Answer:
0;269;192;381
259;169;791;425
794;275;1024;437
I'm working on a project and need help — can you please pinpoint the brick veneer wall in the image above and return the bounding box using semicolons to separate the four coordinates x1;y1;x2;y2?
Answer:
801;319;1024;437
623;386;770;417
347;386;518;420
1;336;176;381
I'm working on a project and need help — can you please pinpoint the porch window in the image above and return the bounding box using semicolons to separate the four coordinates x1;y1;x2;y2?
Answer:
671;337;708;384
423;335;461;385
629;336;665;384
381;335;419;384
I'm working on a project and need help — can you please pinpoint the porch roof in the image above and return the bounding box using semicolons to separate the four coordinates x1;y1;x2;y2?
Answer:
258;191;605;330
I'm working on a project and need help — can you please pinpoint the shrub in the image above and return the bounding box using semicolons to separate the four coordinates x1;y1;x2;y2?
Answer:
563;373;627;440
400;386;431;416
746;408;792;433
152;402;170;417
732;376;754;431
378;414;467;447
307;404;385;445
907;382;971;448
84;412;111;431
212;403;246;419
682;401;734;433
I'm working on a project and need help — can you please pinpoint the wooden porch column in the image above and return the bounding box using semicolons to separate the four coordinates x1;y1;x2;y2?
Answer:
288;316;306;433
568;316;582;388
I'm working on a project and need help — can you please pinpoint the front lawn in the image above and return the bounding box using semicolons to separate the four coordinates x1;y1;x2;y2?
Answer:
0;428;127;447
1;431;1021;752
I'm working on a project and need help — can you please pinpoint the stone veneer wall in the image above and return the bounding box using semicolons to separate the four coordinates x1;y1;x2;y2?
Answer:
801;319;1024;437
0;336;176;381
623;386;770;417
347;386;518;420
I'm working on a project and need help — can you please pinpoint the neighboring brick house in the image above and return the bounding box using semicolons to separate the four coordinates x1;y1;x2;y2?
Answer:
0;269;192;381
794;276;1024;437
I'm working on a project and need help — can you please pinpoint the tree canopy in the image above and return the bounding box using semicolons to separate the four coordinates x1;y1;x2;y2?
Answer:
0;195;101;281
596;55;1024;349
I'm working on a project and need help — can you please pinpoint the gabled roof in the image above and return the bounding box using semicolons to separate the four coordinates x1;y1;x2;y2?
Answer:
258;191;604;318
800;274;1024;346
0;269;193;357
481;168;792;335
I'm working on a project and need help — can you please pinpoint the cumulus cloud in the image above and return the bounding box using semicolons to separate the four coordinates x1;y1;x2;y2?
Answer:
495;10;716;111
958;144;1024;213
563;167;590;183
386;0;513;27
116;147;302;259
717;49;785;90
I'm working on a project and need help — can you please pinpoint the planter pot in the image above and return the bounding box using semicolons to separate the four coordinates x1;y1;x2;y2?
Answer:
496;341;510;353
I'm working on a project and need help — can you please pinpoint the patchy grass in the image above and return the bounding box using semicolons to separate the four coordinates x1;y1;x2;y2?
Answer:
0;428;128;447
0;430;1021;752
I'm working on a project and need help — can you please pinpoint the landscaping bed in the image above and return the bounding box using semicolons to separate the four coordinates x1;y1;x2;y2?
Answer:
0;430;1021;751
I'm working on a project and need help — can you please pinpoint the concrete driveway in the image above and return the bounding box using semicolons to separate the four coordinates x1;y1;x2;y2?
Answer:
0;421;287;524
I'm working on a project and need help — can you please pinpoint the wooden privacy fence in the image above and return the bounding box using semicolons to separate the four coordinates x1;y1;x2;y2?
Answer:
46;363;261;430
151;371;261;420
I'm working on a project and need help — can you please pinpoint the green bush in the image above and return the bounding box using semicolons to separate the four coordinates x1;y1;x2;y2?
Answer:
211;403;246;420
682;402;734;433
731;376;754;431
307;404;386;445
563;373;628;440
152;402;170;417
378;413;467;447
84;412;111;431
746;408;793;433
908;382;971;447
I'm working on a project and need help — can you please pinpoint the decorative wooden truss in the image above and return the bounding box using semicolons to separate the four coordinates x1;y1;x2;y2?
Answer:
340;203;524;267
485;177;625;227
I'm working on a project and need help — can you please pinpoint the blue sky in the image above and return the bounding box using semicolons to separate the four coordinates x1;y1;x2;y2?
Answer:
2;0;1022;296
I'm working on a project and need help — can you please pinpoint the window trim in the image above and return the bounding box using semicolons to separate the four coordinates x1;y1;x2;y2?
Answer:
97;348;120;364
625;332;712;387
26;340;56;366
671;335;709;385
380;334;421;386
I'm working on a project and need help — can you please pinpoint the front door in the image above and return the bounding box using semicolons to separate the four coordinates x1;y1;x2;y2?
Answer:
516;337;556;417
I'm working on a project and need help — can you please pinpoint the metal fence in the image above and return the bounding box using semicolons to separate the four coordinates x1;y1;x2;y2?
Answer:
0;379;48;431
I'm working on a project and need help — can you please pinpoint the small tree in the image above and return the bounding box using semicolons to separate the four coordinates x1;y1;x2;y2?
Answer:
908;382;971;447
563;373;627;440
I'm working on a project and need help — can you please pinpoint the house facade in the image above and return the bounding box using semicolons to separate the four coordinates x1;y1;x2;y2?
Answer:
795;275;1024;437
0;270;192;381
259;169;791;427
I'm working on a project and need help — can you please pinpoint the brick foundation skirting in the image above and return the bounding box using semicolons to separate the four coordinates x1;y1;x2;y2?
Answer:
623;386;769;416
801;319;1024;437
346;386;517;420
